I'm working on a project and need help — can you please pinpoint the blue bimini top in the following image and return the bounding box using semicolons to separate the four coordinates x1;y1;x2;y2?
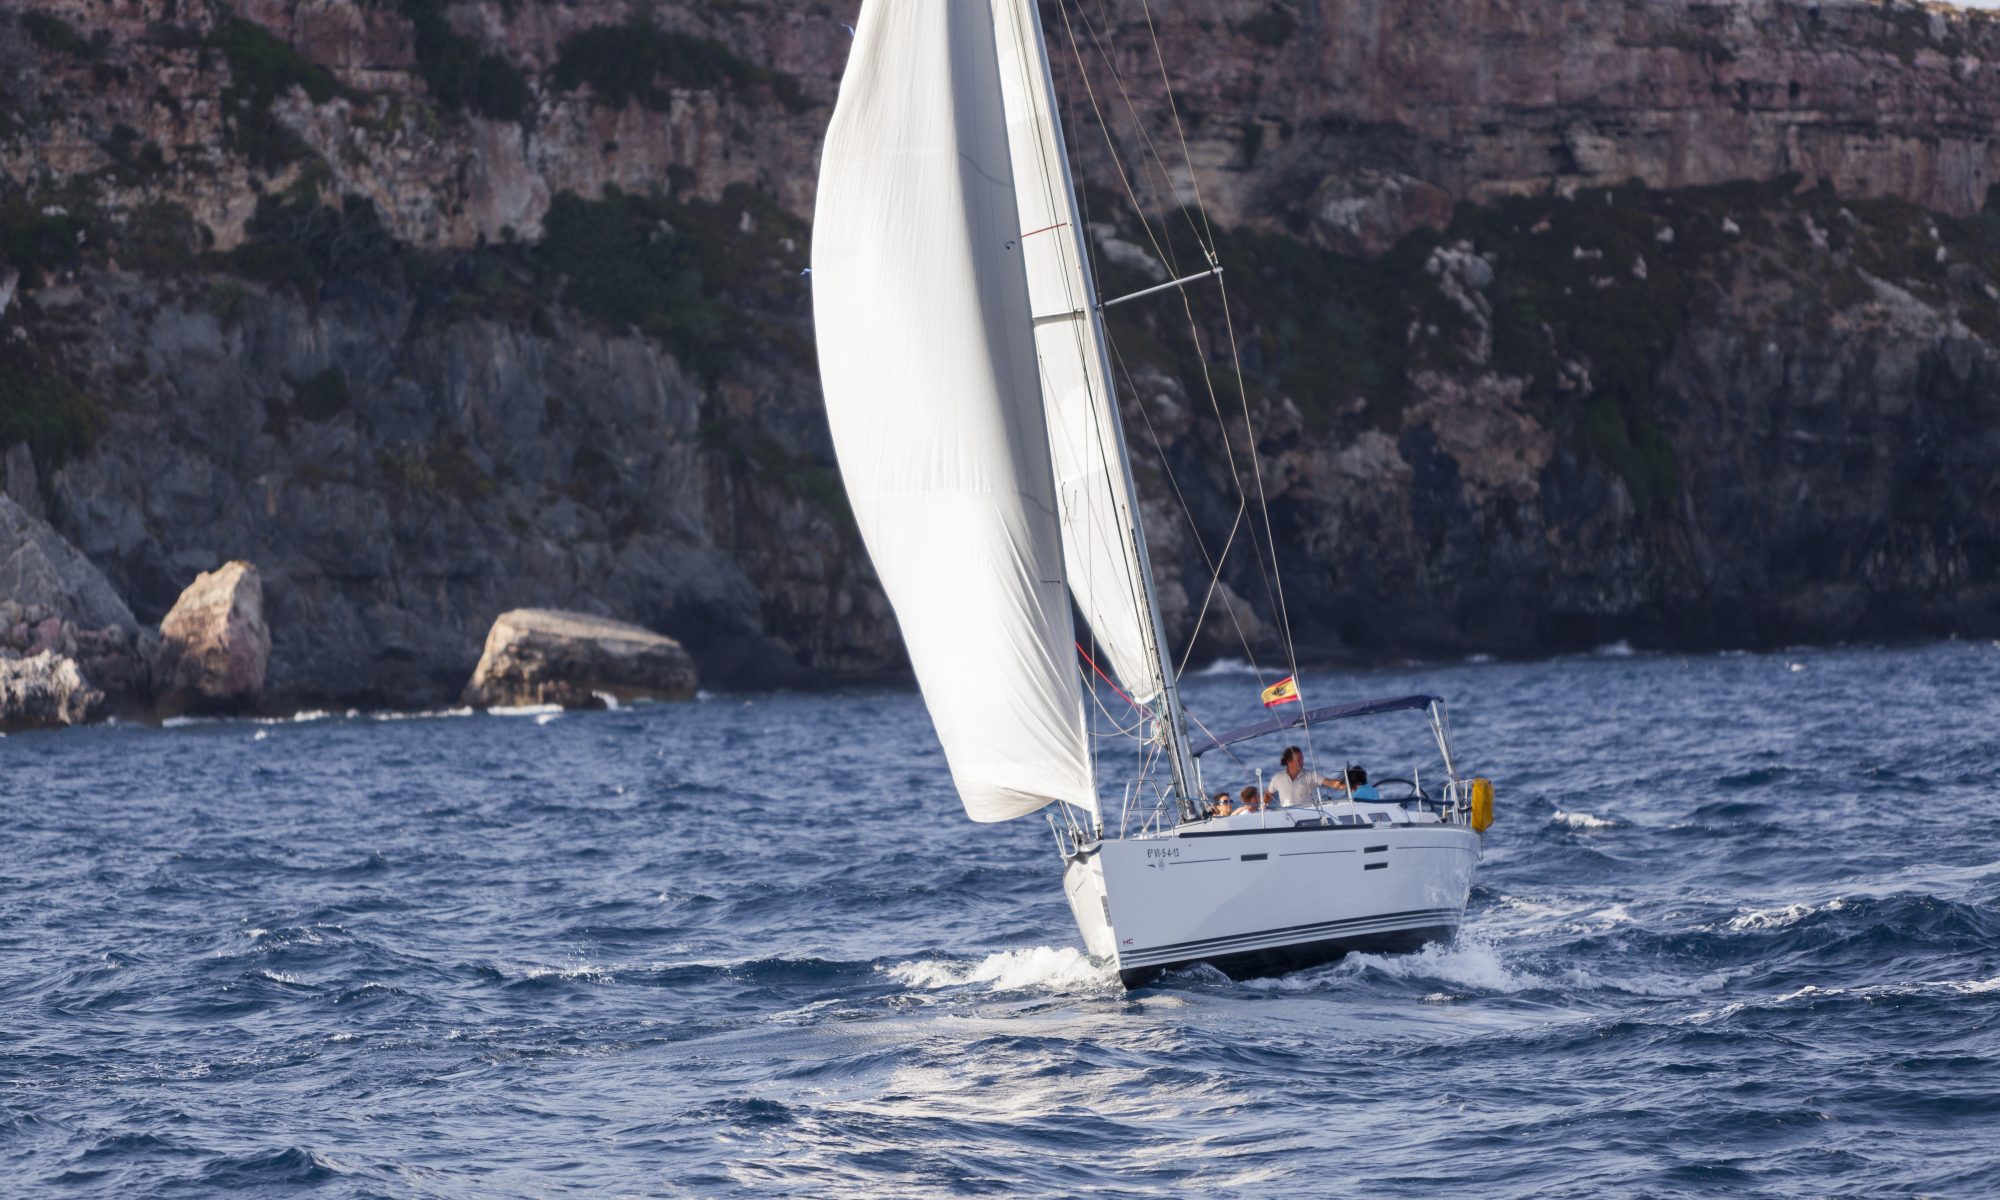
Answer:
1186;694;1441;759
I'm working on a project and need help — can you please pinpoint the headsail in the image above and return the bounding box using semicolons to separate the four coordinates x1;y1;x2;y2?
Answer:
990;0;1166;709
990;0;1198;808
812;2;1094;822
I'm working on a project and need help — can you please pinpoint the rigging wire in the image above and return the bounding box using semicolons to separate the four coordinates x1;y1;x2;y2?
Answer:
1104;333;1265;679
1055;0;1326;783
1056;3;1280;654
1056;1;1286;792
1109;0;1323;773
1066;0;1216;269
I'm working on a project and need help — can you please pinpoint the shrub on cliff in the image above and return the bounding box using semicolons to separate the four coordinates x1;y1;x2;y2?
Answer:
0;342;101;479
540;186;724;372
0;193;91;281
20;10;98;58
536;183;810;378
222;189;401;299
209;18;349;171
551;19;809;112
401;0;532;124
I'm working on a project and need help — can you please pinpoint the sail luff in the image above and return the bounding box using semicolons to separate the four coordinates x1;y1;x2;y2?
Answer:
991;0;1197;807
812;1;1094;823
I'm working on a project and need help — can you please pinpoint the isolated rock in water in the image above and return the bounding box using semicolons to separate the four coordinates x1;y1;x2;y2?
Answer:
0;651;106;731
152;561;270;715
461;609;698;709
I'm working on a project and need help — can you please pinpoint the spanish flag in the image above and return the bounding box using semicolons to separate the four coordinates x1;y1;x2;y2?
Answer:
1261;676;1299;707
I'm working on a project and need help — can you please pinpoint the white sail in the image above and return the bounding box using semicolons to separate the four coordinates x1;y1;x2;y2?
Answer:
812;1;1094;822
990;0;1168;707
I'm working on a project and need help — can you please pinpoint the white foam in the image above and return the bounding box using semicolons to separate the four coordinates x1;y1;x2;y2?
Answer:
1594;640;1635;657
592;691;622;711
1247;931;1541;995
369;706;473;722
523;960;613;984
1551;809;1619;830
160;716;214;728
1726;898;1843;931
1775;974;2000;1004
535;712;561;725
1191;657;1261;677
1787;662;1807;673
1339;935;1536;993
252;729;269;742
488;703;564;717
888;945;1115;993
252;709;336;725
1586;902;1636;926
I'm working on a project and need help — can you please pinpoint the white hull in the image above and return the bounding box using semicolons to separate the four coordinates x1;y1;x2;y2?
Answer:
1062;808;1480;987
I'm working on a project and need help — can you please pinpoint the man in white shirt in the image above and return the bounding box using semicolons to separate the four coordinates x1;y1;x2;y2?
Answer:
1267;745;1340;808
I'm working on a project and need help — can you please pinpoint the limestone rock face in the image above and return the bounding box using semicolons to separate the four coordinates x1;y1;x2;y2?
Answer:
152;562;271;715
461;609;698;709
0;651;106;731
0;495;150;711
0;494;138;634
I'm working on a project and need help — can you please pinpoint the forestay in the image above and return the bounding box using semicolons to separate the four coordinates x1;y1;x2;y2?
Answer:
812;1;1094;822
990;0;1167;708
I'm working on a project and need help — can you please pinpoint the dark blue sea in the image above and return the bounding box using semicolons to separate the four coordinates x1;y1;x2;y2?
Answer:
5;641;1999;1197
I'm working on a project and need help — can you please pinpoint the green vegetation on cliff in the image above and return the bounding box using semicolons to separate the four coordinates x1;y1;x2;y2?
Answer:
0;342;101;477
401;0;532;123
1104;176;2000;517
20;10;96;58
209;18;349;171
551;19;809;112
535;183;809;376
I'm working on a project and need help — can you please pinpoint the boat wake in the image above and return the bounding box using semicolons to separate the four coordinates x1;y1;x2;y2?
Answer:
1243;931;1547;998
887;946;1116;994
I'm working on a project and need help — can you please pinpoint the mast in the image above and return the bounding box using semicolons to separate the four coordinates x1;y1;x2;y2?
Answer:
1000;0;1200;817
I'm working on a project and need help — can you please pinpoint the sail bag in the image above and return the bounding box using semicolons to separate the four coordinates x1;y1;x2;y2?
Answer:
813;1;1094;822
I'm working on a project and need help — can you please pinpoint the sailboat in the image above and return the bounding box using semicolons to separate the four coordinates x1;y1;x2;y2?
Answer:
812;2;1495;988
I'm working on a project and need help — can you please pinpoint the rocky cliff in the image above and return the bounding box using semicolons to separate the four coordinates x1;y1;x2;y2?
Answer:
1;0;1995;707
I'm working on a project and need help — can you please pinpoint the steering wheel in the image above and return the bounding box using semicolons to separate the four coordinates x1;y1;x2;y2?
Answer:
1372;777;1431;803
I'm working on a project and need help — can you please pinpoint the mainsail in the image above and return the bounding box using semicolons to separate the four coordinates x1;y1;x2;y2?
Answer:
812;2;1094;822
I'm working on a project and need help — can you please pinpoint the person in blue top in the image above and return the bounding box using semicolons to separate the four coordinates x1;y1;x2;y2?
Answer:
1329;765;1382;802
